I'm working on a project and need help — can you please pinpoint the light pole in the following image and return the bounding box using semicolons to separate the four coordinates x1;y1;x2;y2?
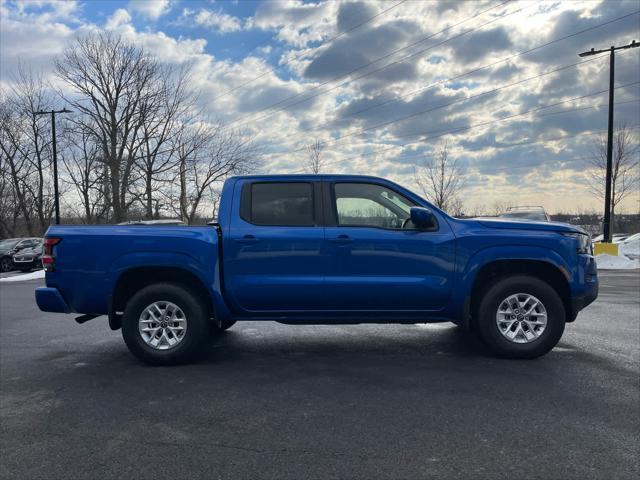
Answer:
578;40;639;243
33;108;72;225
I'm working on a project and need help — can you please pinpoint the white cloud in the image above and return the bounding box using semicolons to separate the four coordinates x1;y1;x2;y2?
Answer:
6;0;81;23
178;8;245;34
252;0;337;47
194;9;243;33
106;8;132;30
128;0;171;20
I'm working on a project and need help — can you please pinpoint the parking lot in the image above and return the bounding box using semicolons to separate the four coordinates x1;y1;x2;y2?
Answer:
1;270;638;480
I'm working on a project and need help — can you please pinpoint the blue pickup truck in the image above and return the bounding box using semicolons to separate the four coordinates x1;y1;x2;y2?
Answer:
36;175;598;365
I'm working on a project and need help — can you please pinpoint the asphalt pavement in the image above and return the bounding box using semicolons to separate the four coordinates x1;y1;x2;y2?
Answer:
1;271;638;479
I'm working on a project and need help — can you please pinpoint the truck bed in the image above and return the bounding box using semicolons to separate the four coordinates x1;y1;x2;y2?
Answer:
38;225;219;315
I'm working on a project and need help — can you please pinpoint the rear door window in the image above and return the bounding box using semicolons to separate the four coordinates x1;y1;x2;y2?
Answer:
247;183;314;226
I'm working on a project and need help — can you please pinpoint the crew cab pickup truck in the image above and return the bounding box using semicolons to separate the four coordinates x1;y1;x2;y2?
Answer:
36;175;598;365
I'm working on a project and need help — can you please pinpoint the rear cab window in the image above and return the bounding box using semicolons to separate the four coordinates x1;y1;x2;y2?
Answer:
241;182;317;226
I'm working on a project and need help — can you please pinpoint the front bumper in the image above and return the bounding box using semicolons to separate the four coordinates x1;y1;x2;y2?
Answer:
571;280;598;317
13;258;41;269
35;287;71;313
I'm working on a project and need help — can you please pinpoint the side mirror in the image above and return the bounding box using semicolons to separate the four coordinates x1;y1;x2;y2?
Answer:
410;207;437;230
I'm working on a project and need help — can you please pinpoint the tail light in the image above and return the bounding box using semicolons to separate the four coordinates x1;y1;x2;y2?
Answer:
42;237;61;272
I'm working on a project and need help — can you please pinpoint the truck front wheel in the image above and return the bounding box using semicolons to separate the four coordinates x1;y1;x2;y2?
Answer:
475;275;566;359
122;283;210;365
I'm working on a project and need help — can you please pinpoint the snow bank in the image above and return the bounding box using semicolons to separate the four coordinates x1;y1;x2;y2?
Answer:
596;254;640;270
619;234;640;258
0;269;45;283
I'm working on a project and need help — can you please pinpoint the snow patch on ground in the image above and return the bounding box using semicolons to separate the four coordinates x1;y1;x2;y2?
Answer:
0;270;45;283
618;234;640;258
415;323;454;330
596;254;640;270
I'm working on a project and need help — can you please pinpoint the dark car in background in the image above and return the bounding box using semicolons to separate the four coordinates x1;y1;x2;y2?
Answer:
12;241;43;272
0;238;42;272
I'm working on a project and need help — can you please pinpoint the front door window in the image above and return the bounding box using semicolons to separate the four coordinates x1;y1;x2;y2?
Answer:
334;183;415;229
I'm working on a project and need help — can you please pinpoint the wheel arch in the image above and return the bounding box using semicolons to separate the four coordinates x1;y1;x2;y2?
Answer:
109;266;215;330
469;259;573;326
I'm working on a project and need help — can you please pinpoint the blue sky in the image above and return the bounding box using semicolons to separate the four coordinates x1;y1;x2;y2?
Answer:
1;0;639;212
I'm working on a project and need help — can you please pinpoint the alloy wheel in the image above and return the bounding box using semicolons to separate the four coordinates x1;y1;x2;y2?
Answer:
496;293;547;344
138;301;187;350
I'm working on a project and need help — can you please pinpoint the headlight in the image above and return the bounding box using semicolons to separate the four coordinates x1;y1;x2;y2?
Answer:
562;232;592;255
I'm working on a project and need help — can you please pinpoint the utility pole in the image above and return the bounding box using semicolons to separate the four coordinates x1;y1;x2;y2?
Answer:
578;40;639;243
33;108;72;225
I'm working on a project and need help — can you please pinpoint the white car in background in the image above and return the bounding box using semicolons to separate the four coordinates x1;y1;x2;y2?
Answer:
499;206;551;222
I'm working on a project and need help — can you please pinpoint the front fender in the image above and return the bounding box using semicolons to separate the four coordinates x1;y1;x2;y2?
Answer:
450;246;571;322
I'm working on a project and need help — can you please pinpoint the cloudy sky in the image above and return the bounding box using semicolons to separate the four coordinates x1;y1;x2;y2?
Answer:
1;0;639;213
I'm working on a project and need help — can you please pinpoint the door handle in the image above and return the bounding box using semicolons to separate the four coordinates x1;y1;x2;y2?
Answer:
328;234;352;244
235;235;260;244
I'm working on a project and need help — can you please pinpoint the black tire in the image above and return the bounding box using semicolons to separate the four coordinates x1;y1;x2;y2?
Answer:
209;318;236;336
219;319;236;331
475;275;565;359
121;283;210;365
0;257;12;273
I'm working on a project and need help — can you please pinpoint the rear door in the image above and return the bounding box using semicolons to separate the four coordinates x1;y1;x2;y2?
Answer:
223;179;326;314
323;180;455;312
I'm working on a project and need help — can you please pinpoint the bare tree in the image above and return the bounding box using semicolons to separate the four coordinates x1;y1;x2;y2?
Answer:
170;122;258;224
448;196;466;217
306;139;325;174
55;32;163;223
491;200;515;216
60;120;109;223
133;64;195;219
0;67;56;235
0;137;21;236
587;123;640;233
414;140;465;213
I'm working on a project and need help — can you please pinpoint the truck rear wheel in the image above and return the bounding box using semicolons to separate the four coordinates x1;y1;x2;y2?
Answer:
121;283;209;365
209;318;236;336
218;319;236;331
475;275;565;359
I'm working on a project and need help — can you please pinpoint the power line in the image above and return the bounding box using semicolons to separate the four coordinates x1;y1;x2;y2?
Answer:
285;119;640;176
578;39;640;242
210;0;408;101
389;115;640;173
358;84;639;150
284;88;639;173
466;127;640;176
284;122;640;175
227;7;639;131
223;0;517;129
471;155;594;176
471;123;640;156
309;11;640;131
281;55;607;155
257;11;640;161
395;95;640;143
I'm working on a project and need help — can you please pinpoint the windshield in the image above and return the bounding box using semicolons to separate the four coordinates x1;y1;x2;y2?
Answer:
501;212;547;221
380;189;414;215
0;239;20;249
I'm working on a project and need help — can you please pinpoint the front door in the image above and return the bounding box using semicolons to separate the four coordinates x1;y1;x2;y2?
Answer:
223;180;326;314
323;181;455;312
